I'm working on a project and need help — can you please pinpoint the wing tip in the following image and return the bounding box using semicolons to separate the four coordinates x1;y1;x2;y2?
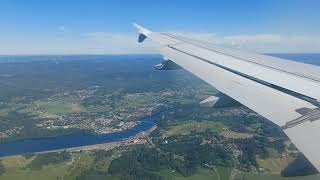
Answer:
133;22;151;35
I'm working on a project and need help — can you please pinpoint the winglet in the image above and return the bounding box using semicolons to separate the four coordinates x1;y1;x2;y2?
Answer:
133;23;151;43
133;23;151;35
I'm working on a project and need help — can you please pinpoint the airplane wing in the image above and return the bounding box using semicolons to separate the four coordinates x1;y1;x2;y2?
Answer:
134;23;320;172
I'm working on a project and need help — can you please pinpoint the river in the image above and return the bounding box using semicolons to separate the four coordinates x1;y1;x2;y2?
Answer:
0;110;167;157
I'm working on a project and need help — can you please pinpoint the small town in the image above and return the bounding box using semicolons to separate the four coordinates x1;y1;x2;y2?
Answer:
0;85;206;139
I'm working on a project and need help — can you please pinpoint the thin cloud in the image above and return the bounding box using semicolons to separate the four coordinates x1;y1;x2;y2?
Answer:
1;31;319;55
57;26;67;32
85;32;157;54
169;32;320;53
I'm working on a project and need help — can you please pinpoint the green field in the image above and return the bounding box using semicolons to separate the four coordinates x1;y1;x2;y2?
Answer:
162;120;225;137
1;154;319;180
160;168;228;180
0;156;68;180
40;101;73;114
0;164;68;180
1;154;230;180
217;167;233;180
0;152;100;180
18;100;88;116
234;172;320;180
0;109;10;117
171;97;195;105
18;101;70;116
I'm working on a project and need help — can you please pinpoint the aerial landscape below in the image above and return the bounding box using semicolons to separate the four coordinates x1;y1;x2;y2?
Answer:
0;54;319;180
1;0;320;179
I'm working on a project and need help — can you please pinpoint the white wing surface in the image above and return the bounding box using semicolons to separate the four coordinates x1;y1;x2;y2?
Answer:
134;23;320;172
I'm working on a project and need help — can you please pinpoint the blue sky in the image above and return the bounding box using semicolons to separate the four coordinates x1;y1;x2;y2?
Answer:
0;0;319;54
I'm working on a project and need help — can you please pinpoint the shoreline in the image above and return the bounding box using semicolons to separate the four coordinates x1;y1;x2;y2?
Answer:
0;124;157;160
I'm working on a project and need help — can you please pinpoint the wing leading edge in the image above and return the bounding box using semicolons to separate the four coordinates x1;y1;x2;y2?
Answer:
134;23;320;172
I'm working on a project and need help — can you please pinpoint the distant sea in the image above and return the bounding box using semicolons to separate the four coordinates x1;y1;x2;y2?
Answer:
0;54;161;63
268;53;320;66
0;53;319;65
